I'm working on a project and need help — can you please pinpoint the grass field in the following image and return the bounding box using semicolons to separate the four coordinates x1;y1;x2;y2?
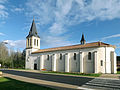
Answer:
43;71;101;77
117;71;120;74
0;77;54;90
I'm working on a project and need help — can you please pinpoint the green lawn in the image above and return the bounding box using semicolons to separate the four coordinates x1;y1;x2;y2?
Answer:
10;68;28;70
43;71;101;77
0;77;54;90
117;71;120;74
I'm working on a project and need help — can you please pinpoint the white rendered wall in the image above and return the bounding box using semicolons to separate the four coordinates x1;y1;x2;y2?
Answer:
52;54;57;71
57;53;65;72
31;46;116;74
40;55;44;70
37;56;40;70
97;47;105;73
114;52;117;73
105;47;115;73
25;48;39;69
80;52;84;73
44;55;52;71
69;52;80;72
26;55;38;70
83;48;96;73
65;53;69;72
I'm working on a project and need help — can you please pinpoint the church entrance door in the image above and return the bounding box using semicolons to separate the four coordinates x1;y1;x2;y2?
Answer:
34;64;37;70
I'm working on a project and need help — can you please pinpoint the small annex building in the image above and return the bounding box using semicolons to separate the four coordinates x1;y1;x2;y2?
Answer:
25;20;117;74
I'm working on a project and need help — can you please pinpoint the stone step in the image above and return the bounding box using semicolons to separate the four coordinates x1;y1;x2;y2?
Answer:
84;82;120;89
89;80;120;84
83;85;113;90
89;79;120;84
87;82;120;86
82;79;120;90
86;82;120;87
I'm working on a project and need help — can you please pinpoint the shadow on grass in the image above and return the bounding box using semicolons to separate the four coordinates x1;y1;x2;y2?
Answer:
0;77;54;90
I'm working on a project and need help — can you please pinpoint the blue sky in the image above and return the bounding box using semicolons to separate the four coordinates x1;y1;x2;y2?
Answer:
0;0;120;55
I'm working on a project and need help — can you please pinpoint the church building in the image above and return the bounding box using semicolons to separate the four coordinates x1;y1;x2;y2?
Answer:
25;19;117;74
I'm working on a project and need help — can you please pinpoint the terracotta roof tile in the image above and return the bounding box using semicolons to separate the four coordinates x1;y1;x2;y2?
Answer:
32;42;115;54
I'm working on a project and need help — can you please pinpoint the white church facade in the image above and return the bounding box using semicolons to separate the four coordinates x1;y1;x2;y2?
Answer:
25;20;117;74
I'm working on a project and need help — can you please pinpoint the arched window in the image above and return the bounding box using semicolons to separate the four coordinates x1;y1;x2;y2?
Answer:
30;38;32;46
74;53;76;60
101;60;103;66
88;52;91;60
47;55;49;60
28;39;29;47
60;54;62;60
37;39;38;46
34;39;35;45
27;57;29;62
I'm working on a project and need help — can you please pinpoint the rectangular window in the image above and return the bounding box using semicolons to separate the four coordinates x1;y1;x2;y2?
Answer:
47;55;49;60
34;39;36;46
60;54;62;60
74;53;76;60
37;40;38;46
101;60;103;66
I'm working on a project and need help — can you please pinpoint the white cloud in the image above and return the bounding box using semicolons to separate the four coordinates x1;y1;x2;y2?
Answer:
26;0;120;48
40;35;73;48
26;0;55;25
12;8;24;12
0;0;8;19
0;5;5;9
3;40;26;49
0;0;7;4
101;34;120;41
49;23;66;35
0;32;5;36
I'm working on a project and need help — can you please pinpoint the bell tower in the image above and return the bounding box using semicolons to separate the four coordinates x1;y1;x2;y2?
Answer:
25;19;40;69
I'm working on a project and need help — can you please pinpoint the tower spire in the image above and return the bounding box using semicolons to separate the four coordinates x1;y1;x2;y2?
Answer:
80;33;86;45
26;19;39;38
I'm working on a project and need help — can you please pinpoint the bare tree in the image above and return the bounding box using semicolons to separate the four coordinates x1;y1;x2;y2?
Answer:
0;42;25;68
0;42;9;67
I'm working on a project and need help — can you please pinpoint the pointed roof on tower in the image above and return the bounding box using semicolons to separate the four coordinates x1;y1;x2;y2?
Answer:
26;19;40;38
80;33;86;44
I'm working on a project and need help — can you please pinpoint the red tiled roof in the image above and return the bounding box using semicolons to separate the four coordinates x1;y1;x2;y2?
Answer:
32;42;115;54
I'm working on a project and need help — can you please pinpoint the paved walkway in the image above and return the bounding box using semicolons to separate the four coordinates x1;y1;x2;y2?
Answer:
100;74;120;79
1;69;120;90
9;69;120;80
3;72;95;90
3;73;79;90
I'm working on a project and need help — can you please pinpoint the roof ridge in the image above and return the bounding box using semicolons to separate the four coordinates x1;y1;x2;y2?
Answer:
32;42;115;54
